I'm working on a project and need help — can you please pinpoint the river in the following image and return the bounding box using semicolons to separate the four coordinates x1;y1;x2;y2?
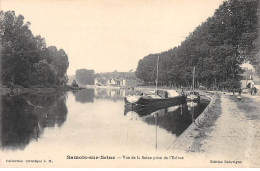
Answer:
0;88;209;158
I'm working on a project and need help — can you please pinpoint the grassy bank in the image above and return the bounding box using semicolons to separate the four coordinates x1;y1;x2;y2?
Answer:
188;93;222;152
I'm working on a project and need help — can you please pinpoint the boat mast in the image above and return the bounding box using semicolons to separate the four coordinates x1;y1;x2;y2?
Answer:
192;66;195;94
156;55;159;92
155;112;158;151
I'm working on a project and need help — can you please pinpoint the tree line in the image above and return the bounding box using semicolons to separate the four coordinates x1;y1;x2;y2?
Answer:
75;69;95;85
136;0;259;90
0;11;69;87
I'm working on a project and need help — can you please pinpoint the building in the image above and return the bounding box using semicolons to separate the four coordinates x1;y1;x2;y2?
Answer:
95;77;142;87
94;71;143;87
240;62;254;88
107;78;117;86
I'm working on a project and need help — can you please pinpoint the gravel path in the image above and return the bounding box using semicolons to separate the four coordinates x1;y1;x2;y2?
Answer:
201;94;260;167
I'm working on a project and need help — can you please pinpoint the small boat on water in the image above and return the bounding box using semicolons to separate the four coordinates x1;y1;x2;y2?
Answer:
186;91;200;102
187;101;199;111
186;67;200;102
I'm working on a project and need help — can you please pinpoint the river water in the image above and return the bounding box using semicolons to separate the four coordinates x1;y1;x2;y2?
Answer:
0;88;209;157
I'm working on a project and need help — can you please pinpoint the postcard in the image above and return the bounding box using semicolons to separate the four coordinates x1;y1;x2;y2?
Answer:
0;0;259;168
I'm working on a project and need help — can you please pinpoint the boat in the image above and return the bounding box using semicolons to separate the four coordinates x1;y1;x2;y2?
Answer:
186;67;200;102
187;101;199;111
186;91;200;102
124;55;186;109
124;90;185;110
124;102;181;116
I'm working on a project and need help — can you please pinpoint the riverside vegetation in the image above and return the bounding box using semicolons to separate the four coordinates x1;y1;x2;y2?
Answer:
0;11;69;88
136;0;260;91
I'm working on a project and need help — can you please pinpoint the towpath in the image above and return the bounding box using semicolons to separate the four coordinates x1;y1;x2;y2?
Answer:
199;93;260;167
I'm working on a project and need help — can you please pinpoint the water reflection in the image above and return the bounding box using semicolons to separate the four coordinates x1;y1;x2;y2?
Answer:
0;87;209;153
187;101;199;123
124;99;208;137
71;88;134;102
94;88;136;101
74;89;94;103
0;92;68;150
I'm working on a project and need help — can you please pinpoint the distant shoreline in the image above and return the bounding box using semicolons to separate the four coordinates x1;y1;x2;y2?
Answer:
0;85;85;95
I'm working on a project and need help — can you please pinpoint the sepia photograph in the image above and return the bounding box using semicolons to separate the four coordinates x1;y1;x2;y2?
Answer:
0;0;260;168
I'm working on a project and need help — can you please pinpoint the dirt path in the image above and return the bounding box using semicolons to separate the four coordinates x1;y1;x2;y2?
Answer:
200;94;260;167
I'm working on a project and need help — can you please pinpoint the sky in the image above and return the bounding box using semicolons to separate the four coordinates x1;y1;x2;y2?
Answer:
1;0;225;75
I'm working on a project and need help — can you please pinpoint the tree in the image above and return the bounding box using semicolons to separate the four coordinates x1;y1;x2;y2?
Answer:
1;11;40;86
75;69;95;85
0;11;69;87
48;47;69;85
136;0;259;90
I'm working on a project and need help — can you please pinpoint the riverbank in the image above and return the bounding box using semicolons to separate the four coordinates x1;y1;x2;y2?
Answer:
168;91;218;151
170;92;260;167
0;85;85;95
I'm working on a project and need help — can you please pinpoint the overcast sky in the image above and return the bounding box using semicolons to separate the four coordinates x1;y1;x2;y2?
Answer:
1;0;225;75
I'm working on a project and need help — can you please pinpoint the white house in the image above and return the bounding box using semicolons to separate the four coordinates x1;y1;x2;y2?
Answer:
107;79;116;85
